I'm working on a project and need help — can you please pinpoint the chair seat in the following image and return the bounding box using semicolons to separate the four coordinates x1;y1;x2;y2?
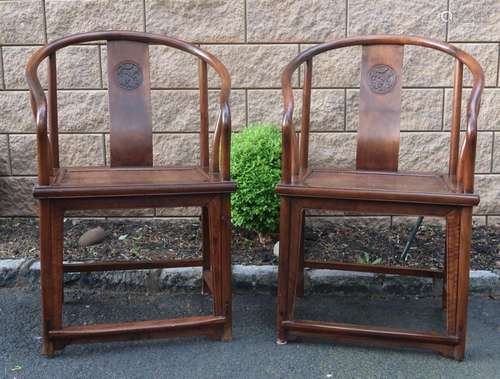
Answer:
276;169;479;206
34;166;236;199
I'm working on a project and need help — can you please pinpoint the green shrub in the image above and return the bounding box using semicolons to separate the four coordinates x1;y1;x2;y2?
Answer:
231;123;281;236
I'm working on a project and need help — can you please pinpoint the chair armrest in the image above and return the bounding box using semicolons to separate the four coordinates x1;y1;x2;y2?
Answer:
457;75;483;193
211;101;231;181
281;70;299;184
26;60;51;185
280;109;296;184
457;124;477;194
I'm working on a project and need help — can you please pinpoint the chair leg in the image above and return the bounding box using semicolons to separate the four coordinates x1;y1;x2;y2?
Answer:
286;204;302;321
443;208;472;361
277;198;291;344
445;211;460;337
442;236;447;311
277;200;302;344
296;210;305;297
201;206;211;295
220;195;232;341
39;201;64;357
453;207;472;361
208;196;232;341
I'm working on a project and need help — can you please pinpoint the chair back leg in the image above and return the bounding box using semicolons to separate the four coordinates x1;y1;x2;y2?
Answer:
201;206;212;296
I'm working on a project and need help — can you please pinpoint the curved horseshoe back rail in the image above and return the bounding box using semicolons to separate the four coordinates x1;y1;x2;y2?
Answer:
26;31;232;184
280;35;484;193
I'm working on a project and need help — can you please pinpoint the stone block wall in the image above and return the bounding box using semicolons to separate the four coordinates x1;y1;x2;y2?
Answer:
0;0;499;223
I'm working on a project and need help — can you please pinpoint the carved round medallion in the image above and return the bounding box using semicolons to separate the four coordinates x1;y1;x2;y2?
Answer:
367;64;397;94
116;62;143;90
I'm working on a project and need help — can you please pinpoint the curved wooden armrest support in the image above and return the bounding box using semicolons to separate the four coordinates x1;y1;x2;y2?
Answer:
200;42;231;181
219;101;232;181
280;109;296;184
26;62;50;185
281;63;299;184
211;101;232;181
457;80;483;193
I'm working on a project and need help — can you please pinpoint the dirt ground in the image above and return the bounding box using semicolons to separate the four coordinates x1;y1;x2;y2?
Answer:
0;218;499;271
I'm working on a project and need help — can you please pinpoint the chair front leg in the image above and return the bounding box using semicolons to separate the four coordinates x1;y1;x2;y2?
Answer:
39;200;64;357
208;195;232;341
277;197;291;344
445;210;460;337
444;207;472;361
453;207;472;361
220;195;232;341
277;198;302;344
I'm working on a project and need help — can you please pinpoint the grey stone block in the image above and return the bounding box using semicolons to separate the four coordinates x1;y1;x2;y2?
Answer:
255;266;278;292
203;44;298;88
232;265;257;290
307;269;374;295
307;269;436;296
80;269;157;290
146;0;244;43
399;133;450;172
45;0;144;41
0;259;26;286
247;0;345;42
153;134;199;166
0;135;10;175
494;134;500;173
159;267;202;291
309;133;357;169
448;0;500;41
0;91;34;133
0;177;37;217
57;91;108;133
10;134;105;175
348;0;447;39
469;270;500;294
0;1;45;44
28;260;40;284
475;175;500;215
3;45;101;89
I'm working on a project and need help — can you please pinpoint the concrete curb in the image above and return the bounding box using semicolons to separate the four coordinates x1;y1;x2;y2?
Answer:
1;259;499;296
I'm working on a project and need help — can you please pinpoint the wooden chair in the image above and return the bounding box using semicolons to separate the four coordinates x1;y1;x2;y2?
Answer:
26;31;234;356
276;35;484;360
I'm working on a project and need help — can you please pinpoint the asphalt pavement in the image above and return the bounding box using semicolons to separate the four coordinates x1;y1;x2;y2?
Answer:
1;288;499;378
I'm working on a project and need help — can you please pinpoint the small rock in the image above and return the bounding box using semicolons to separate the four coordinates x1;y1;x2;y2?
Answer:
495;261;500;269
273;241;280;257
78;227;106;247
